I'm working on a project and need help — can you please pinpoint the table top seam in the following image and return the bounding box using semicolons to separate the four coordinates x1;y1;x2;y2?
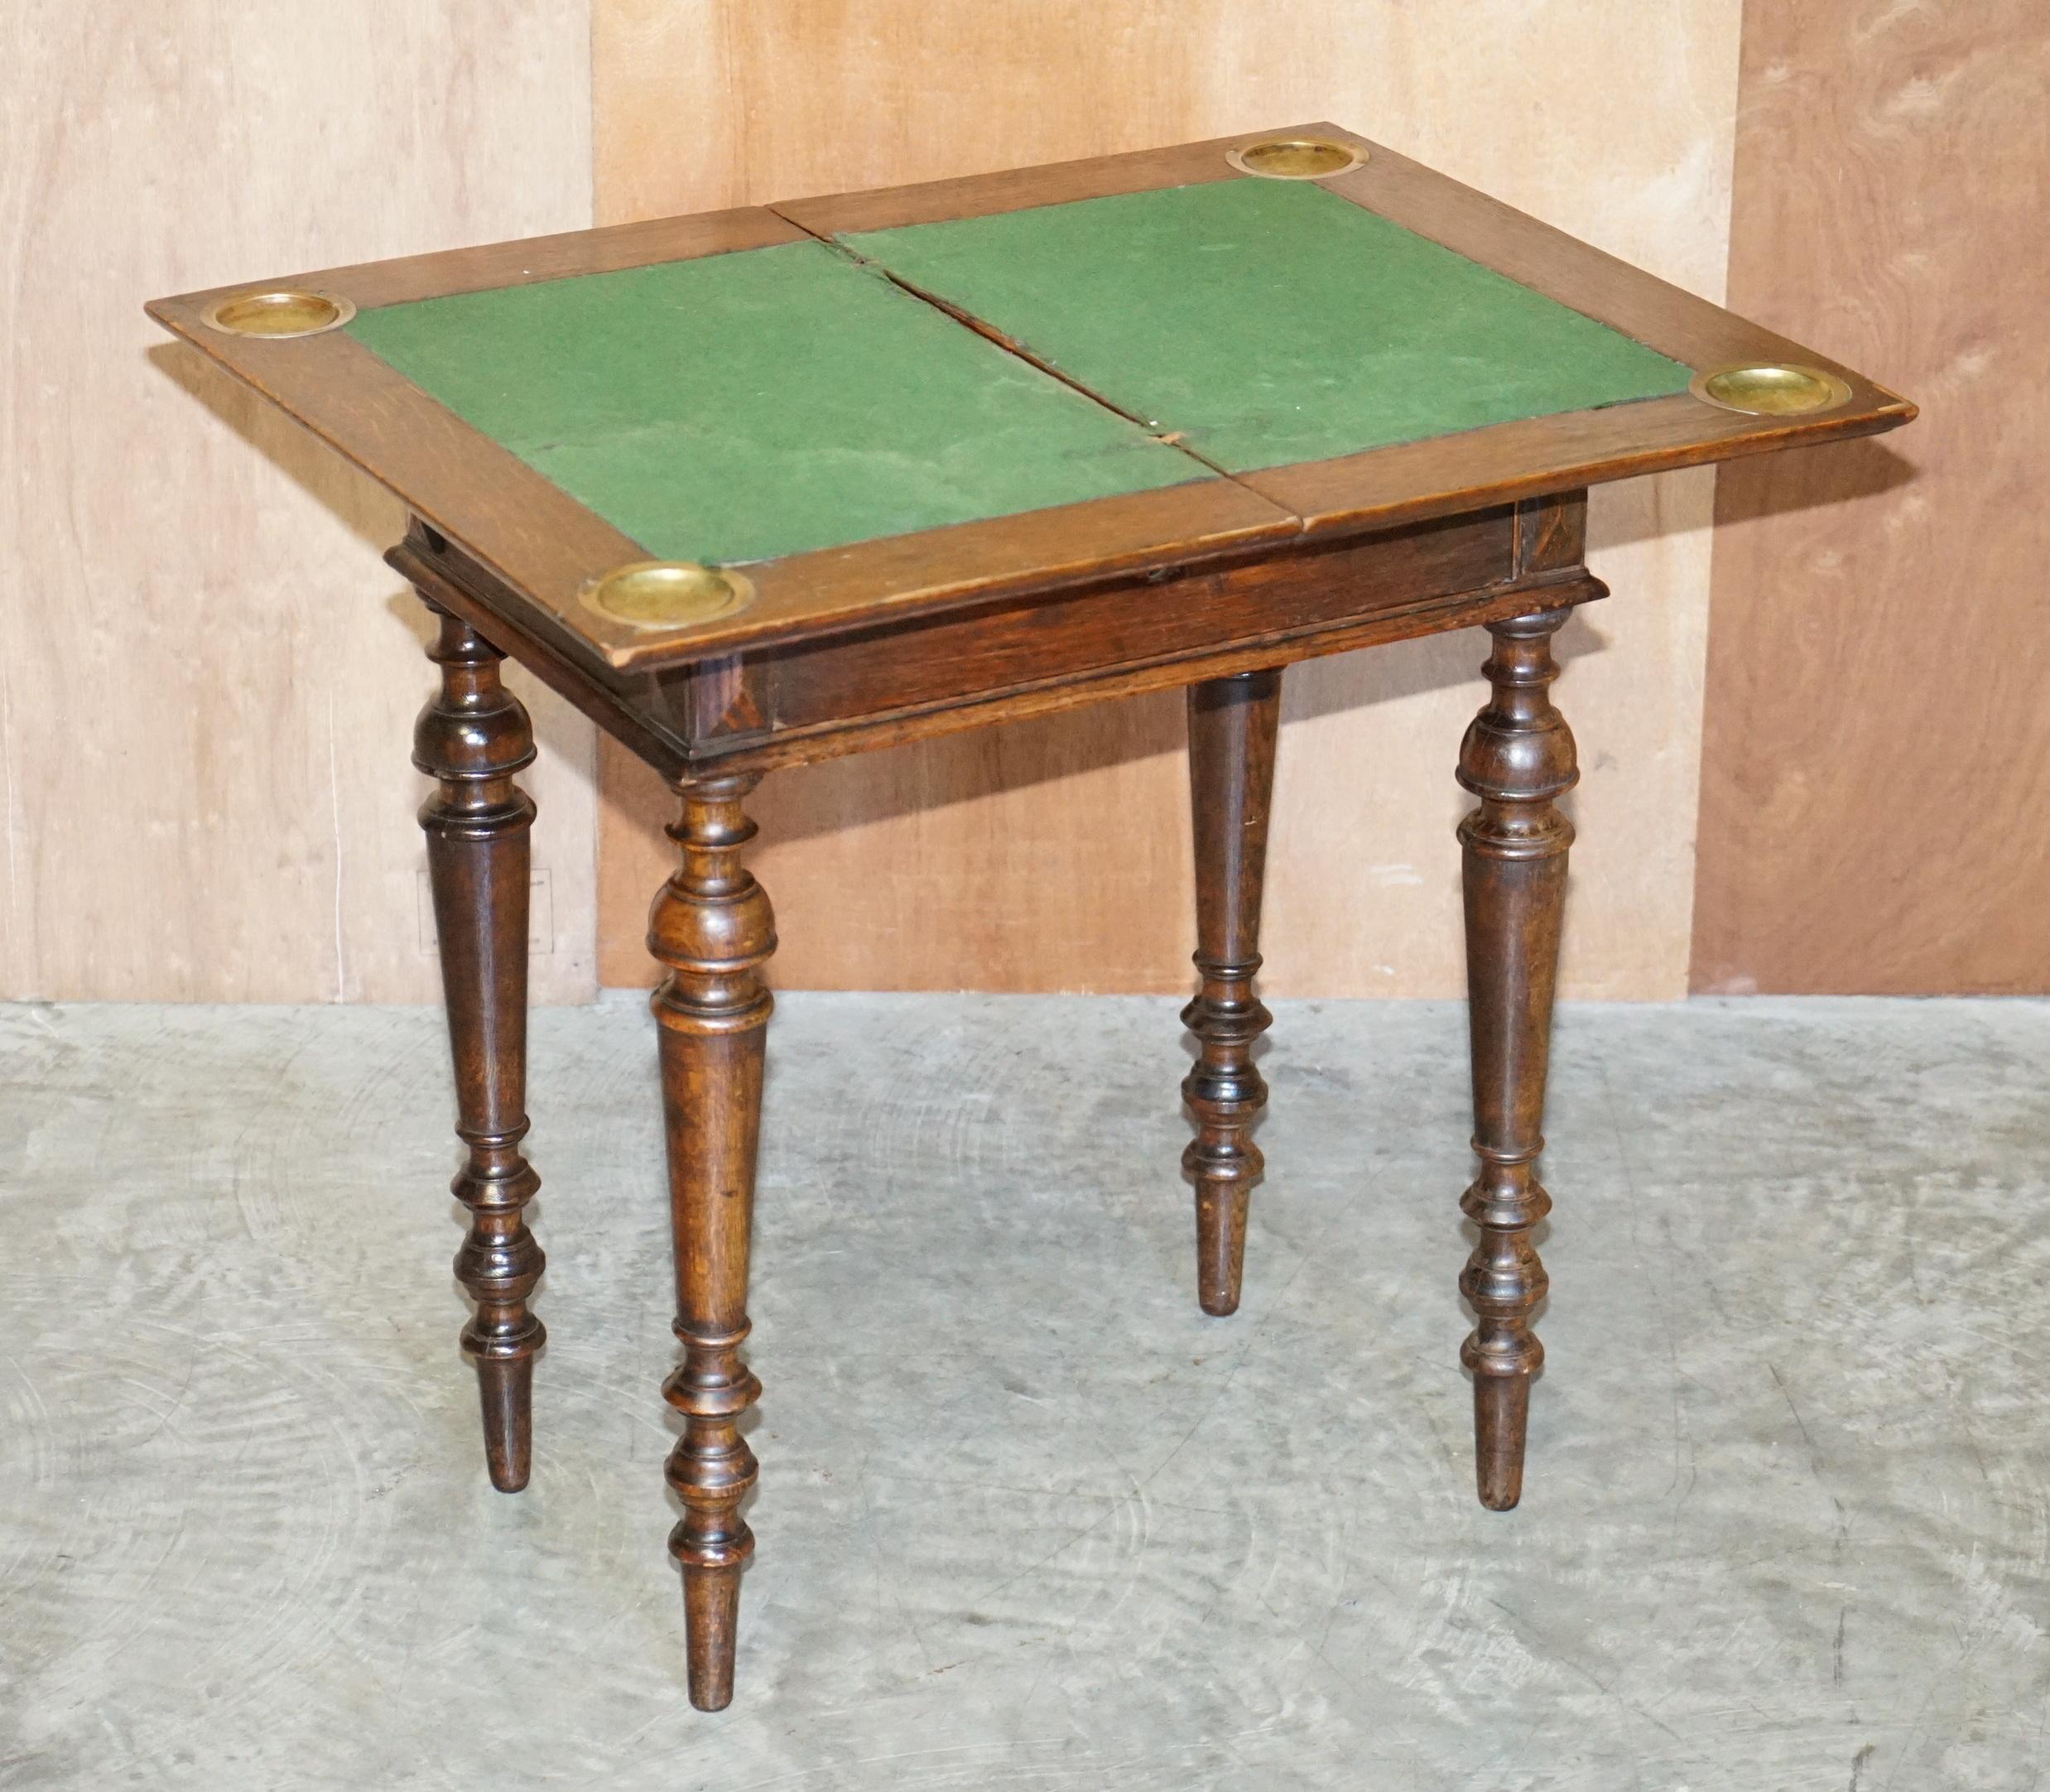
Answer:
768;199;1307;530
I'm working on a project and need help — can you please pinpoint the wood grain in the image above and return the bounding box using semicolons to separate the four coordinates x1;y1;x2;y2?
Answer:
594;0;1745;996
150;121;1908;678
151;204;1306;672
1691;0;2048;994
648;774;776;1710
676;479;1295;668
190;205;806;312
772;133;1240;236
785;123;1906;550
677;576;1597;781
744;510;1520;740
412;607;547;1492
1181;669;1282;1318
137;320;655;675
0;1;597;1002
1456;609;1578;1510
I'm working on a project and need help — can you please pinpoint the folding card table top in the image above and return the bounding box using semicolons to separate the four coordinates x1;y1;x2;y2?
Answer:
150;123;1914;1709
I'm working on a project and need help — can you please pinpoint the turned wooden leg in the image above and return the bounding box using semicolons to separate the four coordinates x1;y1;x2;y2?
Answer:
1182;667;1282;1318
1456;609;1576;1510
413;602;546;1493
649;773;773;1711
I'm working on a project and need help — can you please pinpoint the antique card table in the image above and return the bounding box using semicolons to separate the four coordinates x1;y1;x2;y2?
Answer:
149;124;1914;1708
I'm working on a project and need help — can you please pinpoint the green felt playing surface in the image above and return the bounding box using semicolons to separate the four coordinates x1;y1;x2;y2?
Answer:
347;181;1696;570
844;179;1694;472
345;239;1209;567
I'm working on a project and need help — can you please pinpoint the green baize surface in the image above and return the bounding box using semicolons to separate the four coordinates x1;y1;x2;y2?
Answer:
845;178;1693;473
346;238;1208;567
346;181;1694;567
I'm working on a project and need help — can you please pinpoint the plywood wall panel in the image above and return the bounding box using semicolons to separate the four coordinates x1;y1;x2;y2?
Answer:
0;2;596;1003
1691;1;2048;995
594;0;1744;998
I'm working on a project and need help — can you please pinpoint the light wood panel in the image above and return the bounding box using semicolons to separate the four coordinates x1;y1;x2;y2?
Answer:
1691;0;2048;995
594;0;1744;996
0;2;596;1003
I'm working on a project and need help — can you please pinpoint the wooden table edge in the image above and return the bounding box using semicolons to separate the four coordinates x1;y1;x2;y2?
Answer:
768;123;1311;236
1241;393;1918;538
153;205;807;315
146;290;1302;676
768;117;1918;551
1301;120;1879;386
145;301;661;667
599;479;1302;671
679;570;1608;777
390;536;694;779
147;118;1919;674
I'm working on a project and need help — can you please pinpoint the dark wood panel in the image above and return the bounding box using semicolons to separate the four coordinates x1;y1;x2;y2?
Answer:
1691;0;2048;995
684;575;1598;777
750;508;1517;736
406;497;1593;779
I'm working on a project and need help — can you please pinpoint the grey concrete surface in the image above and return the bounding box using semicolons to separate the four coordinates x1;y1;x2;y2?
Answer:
1;993;2045;1790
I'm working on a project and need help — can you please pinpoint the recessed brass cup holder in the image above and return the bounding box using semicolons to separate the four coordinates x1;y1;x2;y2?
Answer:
1227;137;1365;181
202;289;357;338
582;561;755;631
1690;364;1852;417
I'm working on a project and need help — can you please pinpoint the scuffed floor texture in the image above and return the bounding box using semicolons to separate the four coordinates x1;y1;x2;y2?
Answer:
2;994;2046;1790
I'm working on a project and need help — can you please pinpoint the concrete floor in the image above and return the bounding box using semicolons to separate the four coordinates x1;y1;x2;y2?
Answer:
1;994;2045;1790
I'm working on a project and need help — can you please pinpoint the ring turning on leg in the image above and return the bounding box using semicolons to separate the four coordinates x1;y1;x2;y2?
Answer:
413;603;546;1493
650;773;774;1710
1456;609;1576;1510
1181;667;1282;1318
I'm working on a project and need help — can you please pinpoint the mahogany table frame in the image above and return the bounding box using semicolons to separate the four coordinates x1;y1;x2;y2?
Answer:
148;123;1914;1710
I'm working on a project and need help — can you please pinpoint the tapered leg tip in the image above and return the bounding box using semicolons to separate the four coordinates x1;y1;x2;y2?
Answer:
1472;1374;1532;1511
1193;1184;1251;1319
687;1681;734;1713
683;1564;743;1710
477;1359;533;1493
